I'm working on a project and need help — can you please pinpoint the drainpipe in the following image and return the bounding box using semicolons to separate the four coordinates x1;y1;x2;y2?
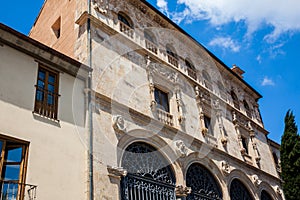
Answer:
87;0;94;200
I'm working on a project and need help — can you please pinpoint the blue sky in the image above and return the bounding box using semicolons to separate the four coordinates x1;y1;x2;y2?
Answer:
0;0;299;143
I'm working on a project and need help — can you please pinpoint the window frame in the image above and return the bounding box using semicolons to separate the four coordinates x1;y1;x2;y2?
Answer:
243;100;252;118
34;64;60;120
241;136;249;155
0;136;29;200
204;115;213;135
231;90;240;110
154;87;170;113
118;12;133;28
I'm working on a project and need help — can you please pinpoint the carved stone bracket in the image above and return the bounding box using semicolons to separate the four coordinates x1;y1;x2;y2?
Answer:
175;185;192;197
107;165;127;179
221;137;228;146
112;115;126;133
252;175;261;187
174;140;188;158
276;186;282;196
201;127;208;136
221;160;230;175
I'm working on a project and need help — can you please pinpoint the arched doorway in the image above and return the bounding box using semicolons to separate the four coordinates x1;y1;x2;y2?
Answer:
186;163;223;200
121;142;176;200
261;190;273;200
230;179;253;200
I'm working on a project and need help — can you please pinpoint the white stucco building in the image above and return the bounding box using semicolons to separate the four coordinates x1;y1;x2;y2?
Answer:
0;23;90;200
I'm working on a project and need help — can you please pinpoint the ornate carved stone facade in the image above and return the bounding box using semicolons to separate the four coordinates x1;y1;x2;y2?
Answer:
29;0;284;199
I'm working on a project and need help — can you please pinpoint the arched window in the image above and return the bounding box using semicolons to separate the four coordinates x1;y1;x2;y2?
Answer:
185;59;196;80
118;13;132;28
121;142;176;200
186;163;222;200
217;81;227;100
243;100;252;118
166;44;178;67
272;152;279;165
230;179;253;200
144;30;158;54
202;70;212;90
261;190;273;200
118;12;133;38
231;91;240;109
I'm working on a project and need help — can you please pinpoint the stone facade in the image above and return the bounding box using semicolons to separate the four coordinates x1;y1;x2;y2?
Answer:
29;0;284;199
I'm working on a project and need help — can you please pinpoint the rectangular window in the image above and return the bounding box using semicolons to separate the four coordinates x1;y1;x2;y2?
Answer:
34;65;59;119
241;137;249;154
204;115;211;129
154;87;169;112
204;115;213;135
0;137;29;200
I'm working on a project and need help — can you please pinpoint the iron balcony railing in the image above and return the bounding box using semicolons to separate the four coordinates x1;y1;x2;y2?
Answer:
0;180;37;200
34;85;60;120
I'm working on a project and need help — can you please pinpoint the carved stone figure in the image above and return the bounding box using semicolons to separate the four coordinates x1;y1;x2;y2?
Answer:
112;115;126;132
252;175;261;187
174;140;188;158
175;185;191;197
221;160;230;175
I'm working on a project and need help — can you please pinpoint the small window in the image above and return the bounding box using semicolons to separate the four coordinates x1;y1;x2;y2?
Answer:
118;12;133;28
202;70;212;90
204;115;213;135
52;17;61;39
185;59;194;70
34;65;59;119
166;45;177;58
144;30;156;44
231;91;240;109
166;45;178;67
0;137;29;200
272;152;279;165
243;100;252;118
154;87;169;112
144;30;157;54
217;81;226;100
241;137;248;154
185;59;197;80
118;12;133;38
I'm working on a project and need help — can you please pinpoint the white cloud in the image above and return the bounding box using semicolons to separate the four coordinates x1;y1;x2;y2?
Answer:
256;55;262;63
261;77;275;86
209;37;241;52
157;0;170;17
159;0;300;43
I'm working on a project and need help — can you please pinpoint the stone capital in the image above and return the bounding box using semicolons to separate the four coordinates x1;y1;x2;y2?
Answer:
107;165;127;179
175;185;191;197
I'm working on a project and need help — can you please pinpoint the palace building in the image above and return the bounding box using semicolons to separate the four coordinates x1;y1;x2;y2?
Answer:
0;0;283;199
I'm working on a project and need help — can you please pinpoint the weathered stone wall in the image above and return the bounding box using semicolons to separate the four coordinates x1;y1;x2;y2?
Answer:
27;0;284;199
86;0;284;199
